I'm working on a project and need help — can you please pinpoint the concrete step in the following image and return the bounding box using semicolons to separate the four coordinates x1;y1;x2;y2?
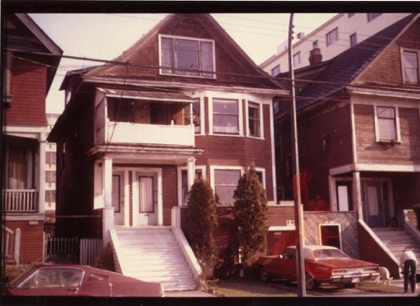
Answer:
113;226;197;292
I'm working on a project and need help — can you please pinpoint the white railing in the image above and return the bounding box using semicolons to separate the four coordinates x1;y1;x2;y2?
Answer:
2;189;38;212
2;226;21;265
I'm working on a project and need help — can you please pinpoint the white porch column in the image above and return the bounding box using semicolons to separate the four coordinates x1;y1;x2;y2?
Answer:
187;157;196;191
102;158;114;245
353;171;363;221
38;132;46;214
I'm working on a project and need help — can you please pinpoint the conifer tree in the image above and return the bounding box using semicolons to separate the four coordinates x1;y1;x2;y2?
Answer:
231;164;268;269
185;178;218;278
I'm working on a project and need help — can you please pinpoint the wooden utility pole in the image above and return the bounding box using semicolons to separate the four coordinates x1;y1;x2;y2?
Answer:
288;13;306;297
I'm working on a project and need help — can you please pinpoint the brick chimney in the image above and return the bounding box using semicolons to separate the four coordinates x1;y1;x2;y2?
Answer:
309;48;322;66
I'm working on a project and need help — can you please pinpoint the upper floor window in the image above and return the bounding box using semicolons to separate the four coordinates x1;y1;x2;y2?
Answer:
312;40;319;49
350;33;357;47
375;106;399;142
367;13;382;22
348;13;355;18
293;52;301;67
326;28;339;47
213;98;239;135
271;65;280;77
248;102;261;138
160;35;215;78
402;50;419;84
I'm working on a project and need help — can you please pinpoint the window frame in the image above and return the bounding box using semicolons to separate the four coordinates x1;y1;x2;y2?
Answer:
210;166;243;206
401;49;420;85
159;34;216;78
293;51;301;67
210;98;243;136
350;33;357;47
246;101;264;139
367;13;382;22
374;105;401;143
326;28;339;47
271;65;280;77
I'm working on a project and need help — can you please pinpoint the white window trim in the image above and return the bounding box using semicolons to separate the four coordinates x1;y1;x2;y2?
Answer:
158;34;216;79
177;165;207;206
326;28;339;47
254;167;266;190
192;97;205;136
400;48;420;85
374;105;401;143
210;165;244;207
209;97;244;137
246;100;264;140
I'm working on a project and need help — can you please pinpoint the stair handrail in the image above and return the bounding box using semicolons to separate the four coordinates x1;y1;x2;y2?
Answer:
109;228;128;275
403;209;420;244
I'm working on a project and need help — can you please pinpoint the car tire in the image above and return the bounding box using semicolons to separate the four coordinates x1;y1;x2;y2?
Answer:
305;273;318;291
344;283;356;289
259;266;270;282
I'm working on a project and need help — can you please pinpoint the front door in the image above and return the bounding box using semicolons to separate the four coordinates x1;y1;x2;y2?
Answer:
112;172;124;225
135;174;157;226
362;181;386;227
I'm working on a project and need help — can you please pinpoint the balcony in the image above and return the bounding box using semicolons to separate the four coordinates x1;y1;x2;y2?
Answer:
102;121;195;147
2;189;39;212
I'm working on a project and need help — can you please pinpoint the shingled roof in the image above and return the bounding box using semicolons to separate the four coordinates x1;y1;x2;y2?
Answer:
277;13;418;120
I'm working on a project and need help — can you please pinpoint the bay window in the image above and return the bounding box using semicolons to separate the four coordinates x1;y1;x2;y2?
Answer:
213;99;239;134
214;169;241;206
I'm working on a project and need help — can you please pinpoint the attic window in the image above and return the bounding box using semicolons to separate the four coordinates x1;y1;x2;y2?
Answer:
402;50;419;84
160;35;215;78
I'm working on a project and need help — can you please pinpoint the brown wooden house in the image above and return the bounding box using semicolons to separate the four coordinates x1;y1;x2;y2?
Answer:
48;14;287;291
274;13;420;277
2;14;62;264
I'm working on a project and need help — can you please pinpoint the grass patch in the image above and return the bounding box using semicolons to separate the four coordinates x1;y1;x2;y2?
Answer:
209;278;296;297
356;281;402;293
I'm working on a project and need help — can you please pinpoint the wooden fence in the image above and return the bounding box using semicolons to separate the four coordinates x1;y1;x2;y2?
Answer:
45;237;102;265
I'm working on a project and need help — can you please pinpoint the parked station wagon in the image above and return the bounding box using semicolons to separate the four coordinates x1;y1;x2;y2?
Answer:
4;264;164;297
253;245;380;290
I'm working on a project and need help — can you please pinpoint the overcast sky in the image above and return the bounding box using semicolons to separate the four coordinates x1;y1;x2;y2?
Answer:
29;13;336;113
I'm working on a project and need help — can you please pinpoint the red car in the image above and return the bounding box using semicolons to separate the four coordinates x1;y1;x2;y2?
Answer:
4;263;164;297
253;245;380;290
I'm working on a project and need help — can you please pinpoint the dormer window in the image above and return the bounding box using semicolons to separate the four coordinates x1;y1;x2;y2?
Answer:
160;35;215;78
402;50;419;84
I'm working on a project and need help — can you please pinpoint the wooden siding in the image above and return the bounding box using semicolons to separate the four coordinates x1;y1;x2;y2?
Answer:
357;18;420;86
5;220;45;264
354;103;420;165
162;165;178;226
8;57;47;126
266;205;295;226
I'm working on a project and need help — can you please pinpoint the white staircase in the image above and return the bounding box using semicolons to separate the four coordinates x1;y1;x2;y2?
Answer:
113;227;198;291
372;228;420;262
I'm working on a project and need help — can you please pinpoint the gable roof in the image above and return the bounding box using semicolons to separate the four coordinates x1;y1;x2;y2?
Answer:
276;13;418;120
66;14;284;90
5;14;63;93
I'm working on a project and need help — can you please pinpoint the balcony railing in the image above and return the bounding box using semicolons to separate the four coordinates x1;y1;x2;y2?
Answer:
2;189;39;212
101;122;195;147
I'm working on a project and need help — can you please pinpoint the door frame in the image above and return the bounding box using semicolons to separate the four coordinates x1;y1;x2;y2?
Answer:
361;178;394;227
132;167;163;226
112;167;163;226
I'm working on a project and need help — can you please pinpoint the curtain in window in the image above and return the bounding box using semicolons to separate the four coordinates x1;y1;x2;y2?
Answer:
403;51;419;84
139;177;154;213
201;41;214;77
213;99;239;134
161;37;174;74
377;107;396;140
215;169;241;205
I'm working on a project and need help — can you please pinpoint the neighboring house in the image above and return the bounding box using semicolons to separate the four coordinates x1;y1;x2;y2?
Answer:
274;13;420;277
47;14;287;290
2;14;62;264
261;13;410;75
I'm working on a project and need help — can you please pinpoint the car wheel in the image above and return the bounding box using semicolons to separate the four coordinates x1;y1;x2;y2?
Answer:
305;273;318;291
344;283;356;289
259;266;270;282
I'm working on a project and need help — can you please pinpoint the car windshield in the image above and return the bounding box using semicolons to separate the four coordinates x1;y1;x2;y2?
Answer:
313;248;349;260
